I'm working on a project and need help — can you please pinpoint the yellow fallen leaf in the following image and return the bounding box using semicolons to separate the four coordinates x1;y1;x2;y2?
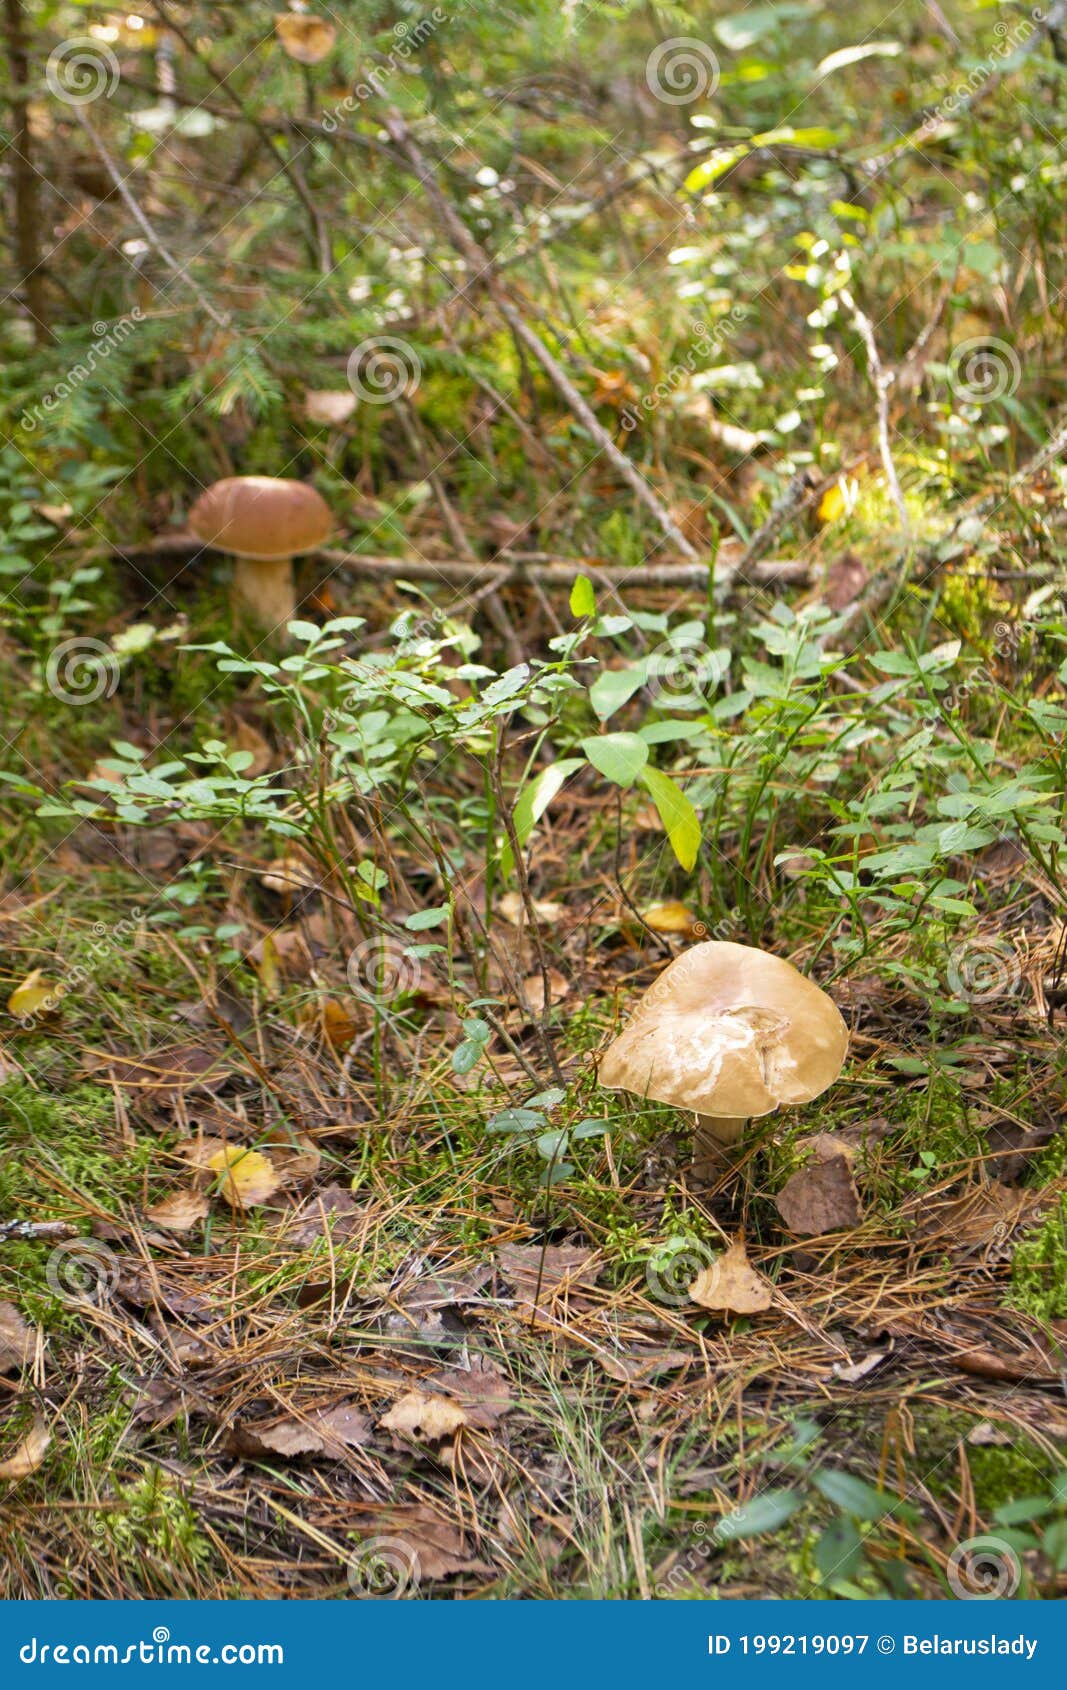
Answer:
7;969;62;1020
145;1190;210;1232
205;1146;281;1209
274;13;336;63
257;933;281;999
689;1241;772;1314
643;901;701;936
816;478;858;525
0;1413;50;1480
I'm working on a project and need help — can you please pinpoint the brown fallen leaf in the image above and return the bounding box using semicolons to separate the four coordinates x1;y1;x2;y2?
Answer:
775;1134;862;1236
263;1132;321;1185
347;1504;490;1584
85;1042;229;1100
318;998;360;1050
914;1180;1045;1256
381;1391;468;1442
597;1346;690;1384
144;1190;209;1232
498;890;566;925
225;714;273;778
517;969;569;1015
689;1241;772;1314
283;1183;366;1248
821;549;868;612
232;1401;372;1459
0;1301;34;1373
425;1356;513;1428
274;12;336;63
497;1243;600;1317
0;1413;50;1480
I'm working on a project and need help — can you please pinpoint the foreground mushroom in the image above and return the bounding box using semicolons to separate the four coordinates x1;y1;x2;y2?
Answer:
188;476;333;632
598;940;848;1171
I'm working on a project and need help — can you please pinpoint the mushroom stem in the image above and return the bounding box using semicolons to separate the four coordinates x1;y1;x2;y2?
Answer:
691;1113;748;1182
694;1113;748;1150
231;555;295;632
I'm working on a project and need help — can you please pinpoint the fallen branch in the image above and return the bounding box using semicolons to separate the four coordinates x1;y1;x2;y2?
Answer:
97;535;810;592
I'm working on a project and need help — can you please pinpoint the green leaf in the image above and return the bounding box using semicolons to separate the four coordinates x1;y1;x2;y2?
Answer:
572;1118;610;1139
486;1107;544;1134
404;906;450;930
536;1129;569;1160
451;1039;483;1075
638;766;701;870
993;1495;1057;1527
812;1469;894;1521
581;732;649;788
588;666;646;721
813;1517;865;1583
569;574;596;619
715;1490;802;1541
503;758;584;876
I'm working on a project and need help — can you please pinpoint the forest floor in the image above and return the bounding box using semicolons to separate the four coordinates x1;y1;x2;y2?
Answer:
2;548;1067;1601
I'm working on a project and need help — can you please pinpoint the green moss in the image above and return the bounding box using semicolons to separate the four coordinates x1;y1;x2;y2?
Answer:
967;1442;1064;1515
1009;1196;1067;1324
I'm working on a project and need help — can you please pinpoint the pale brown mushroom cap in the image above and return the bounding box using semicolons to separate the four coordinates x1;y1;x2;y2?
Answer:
188;476;332;562
599;940;848;1120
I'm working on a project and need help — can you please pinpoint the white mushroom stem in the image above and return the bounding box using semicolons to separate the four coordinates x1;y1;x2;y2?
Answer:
232;556;295;631
694;1113;748;1151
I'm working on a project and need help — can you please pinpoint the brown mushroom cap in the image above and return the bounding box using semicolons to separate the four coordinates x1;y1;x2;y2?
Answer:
188;476;332;562
599;940;848;1120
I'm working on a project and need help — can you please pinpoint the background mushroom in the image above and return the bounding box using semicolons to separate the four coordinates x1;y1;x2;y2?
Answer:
598;940;848;1172
187;475;333;633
